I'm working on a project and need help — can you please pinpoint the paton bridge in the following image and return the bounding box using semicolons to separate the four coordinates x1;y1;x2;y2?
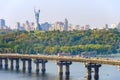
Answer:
0;53;120;79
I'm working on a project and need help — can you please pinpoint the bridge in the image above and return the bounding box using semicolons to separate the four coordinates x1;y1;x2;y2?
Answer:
0;53;120;79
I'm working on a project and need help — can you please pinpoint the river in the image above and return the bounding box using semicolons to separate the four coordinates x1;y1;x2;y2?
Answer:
0;58;120;80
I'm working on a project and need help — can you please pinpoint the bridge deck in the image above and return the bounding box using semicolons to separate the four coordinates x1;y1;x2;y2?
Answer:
0;54;120;65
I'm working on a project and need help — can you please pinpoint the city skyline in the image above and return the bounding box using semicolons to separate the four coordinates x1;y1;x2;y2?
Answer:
0;0;120;28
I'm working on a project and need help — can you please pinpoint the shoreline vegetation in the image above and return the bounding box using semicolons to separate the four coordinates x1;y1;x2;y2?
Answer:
0;29;120;55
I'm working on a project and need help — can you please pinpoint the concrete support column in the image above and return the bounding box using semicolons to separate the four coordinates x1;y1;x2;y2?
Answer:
86;76;91;80
28;59;32;73
94;66;99;76
58;64;63;76
5;58;8;70
10;59;14;70
0;58;3;69
94;66;99;80
86;66;91;79
34;59;48;74
85;63;101;80
41;62;46;74
65;65;70;76
57;61;72;76
36;63;39;74
22;60;26;72
16;59;19;71
58;74;63;80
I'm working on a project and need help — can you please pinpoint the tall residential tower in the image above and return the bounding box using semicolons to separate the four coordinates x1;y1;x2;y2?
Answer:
64;18;68;31
0;19;5;29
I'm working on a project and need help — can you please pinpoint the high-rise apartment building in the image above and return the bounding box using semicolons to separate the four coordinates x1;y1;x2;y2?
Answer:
64;18;68;31
49;22;64;31
75;25;80;30
111;22;120;29
0;19;5;29
84;25;90;30
15;22;21;30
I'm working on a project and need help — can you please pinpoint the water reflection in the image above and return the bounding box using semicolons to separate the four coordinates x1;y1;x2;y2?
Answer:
58;75;63;80
58;74;99;80
1;69;99;80
86;74;99;80
94;75;99;80
23;73;53;80
58;75;70;80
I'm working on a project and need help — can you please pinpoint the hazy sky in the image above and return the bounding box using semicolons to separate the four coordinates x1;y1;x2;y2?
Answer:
0;0;120;28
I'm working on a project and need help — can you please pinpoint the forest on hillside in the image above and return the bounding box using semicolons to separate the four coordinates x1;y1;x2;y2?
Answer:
0;29;120;55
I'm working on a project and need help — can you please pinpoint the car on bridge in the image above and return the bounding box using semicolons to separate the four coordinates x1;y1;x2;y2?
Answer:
81;51;97;58
57;52;71;56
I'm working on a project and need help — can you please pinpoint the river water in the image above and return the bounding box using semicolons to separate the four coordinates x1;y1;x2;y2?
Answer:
0;59;120;80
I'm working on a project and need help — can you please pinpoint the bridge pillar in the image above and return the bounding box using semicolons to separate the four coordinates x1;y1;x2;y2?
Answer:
34;59;40;74
10;59;14;70
86;66;92;79
65;62;72;76
21;58;32;73
85;63;101;80
57;61;72;76
36;63;39;74
16;59;19;71
94;66;99;80
41;62;45;74
22;60;26;72
57;63;63;76
0;58;3;69
65;65;70;76
58;74;63;80
34;59;48;74
28;59;32;73
85;63;92;79
41;60;48;74
94;64;101;80
5;58;8;70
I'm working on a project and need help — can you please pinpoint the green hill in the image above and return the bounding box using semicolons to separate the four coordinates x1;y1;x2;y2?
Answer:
0;29;120;55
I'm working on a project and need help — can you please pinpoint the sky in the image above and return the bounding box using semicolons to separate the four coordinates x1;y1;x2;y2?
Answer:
0;0;120;28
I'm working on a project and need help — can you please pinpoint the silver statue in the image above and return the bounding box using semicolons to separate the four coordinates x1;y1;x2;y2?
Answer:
34;9;40;24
